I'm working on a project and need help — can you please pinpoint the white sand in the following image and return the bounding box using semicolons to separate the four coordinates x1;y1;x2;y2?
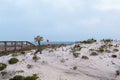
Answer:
0;41;120;80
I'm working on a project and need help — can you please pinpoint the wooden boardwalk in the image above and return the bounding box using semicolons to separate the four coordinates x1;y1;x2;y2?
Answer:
0;41;36;53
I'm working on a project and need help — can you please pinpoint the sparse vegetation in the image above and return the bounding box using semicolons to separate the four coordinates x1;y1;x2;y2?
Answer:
8;58;19;64
27;64;33;69
32;55;40;62
97;47;104;53
21;51;26;55
90;52;98;56
112;55;117;58
81;38;96;44
113;49;119;52
73;66;77;70
9;74;39;80
73;53;80;58
1;71;7;76
12;52;18;56
81;56;89;59
101;39;113;43
0;63;7;71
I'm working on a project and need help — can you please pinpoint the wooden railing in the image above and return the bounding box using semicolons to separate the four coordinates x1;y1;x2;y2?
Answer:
0;41;36;53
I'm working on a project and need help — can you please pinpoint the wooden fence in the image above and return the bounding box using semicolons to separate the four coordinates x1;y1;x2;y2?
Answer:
0;41;36;53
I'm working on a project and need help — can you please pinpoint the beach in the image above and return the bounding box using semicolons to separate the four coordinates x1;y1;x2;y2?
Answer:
0;40;120;80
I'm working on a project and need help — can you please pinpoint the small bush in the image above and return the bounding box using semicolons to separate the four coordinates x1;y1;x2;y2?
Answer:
9;75;24;80
97;48;104;53
24;74;38;80
27;64;33;69
89;49;95;51
21;51;26;55
81;38;96;44
12;52;18;56
73;66;77;70
113;49;119;52
33;55;40;62
105;50;111;53
90;52;98;56
9;74;38;80
82;56;89;59
0;63;7;71
101;39;113;43
8;58;19;64
112;55;117;58
73;53;80;58
1;71;7;76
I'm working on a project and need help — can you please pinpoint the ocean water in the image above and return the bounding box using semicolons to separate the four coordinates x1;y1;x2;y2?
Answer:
32;41;75;45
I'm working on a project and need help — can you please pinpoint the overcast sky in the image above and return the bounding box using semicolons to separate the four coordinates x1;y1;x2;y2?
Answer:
0;0;120;41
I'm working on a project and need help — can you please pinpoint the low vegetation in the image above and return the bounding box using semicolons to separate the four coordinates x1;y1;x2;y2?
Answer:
81;38;96;44
32;55;40;62
81;55;89;59
73;53;80;58
8;58;19;64
9;74;39;80
0;63;7;71
90;52;98;56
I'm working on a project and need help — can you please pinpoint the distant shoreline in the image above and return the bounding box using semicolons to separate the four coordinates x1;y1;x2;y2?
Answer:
32;41;75;45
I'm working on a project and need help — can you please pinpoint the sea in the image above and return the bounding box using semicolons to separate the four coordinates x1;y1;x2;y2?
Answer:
32;41;75;45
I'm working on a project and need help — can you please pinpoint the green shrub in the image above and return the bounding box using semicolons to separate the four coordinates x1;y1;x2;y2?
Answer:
81;38;96;44
101;39;113;43
90;52;98;56
112;55;117;58
73;53;80;58
0;63;7;71
1;71;7;76
9;75;25;80
113;49;119;52
12;52;18;56
97;48;104;53
9;74;39;80
32;55;40;62
21;51;26;55
24;74;38;80
81;56;89;59
105;50;111;53
27;64;33;69
8;58;19;64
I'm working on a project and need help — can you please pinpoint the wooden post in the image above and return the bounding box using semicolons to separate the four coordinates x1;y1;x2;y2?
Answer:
14;41;16;51
4;41;7;52
21;42;23;50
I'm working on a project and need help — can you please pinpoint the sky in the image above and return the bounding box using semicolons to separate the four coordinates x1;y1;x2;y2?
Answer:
0;0;120;41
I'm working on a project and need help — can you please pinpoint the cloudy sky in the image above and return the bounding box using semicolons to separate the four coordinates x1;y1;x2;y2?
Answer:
0;0;120;41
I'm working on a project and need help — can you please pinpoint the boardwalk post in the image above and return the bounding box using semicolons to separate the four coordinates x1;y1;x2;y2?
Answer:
21;42;23;50
14;41;16;51
4;41;7;52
